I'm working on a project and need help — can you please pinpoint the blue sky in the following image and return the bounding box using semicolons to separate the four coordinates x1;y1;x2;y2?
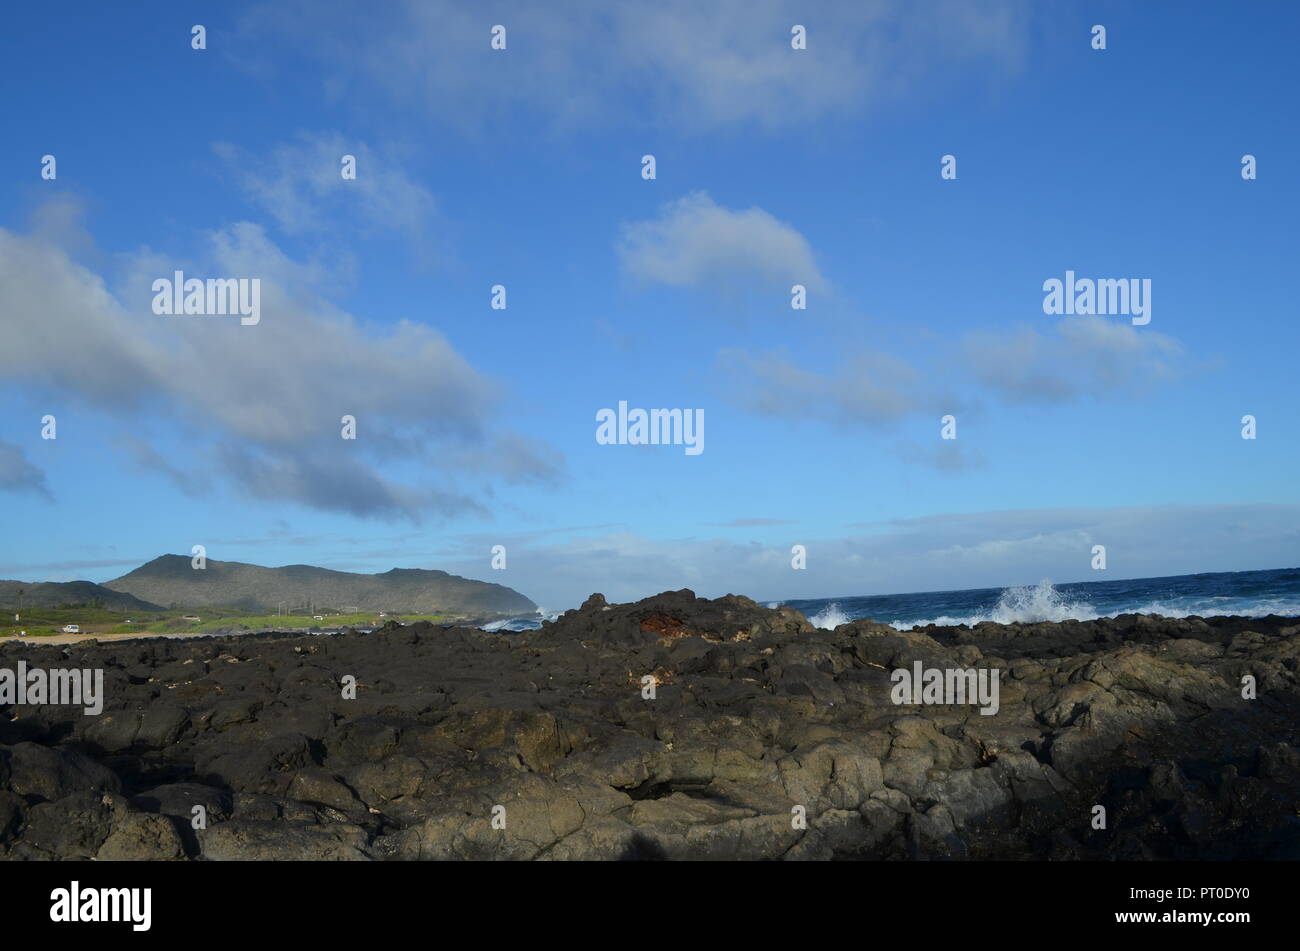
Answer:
2;1;1298;610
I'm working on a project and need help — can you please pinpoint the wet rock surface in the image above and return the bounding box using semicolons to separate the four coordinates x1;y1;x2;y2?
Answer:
2;589;1298;860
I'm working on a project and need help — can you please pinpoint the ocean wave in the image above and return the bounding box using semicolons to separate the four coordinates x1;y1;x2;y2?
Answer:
481;609;561;632
885;582;1300;630
809;602;852;630
1114;598;1300;620
481;618;526;632
892;579;1098;629
991;580;1100;623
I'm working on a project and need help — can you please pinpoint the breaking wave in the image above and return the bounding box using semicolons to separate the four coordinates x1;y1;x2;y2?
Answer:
481;609;561;632
809;602;853;630
892;580;1098;629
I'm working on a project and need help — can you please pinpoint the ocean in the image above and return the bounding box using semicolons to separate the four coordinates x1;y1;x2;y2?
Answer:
485;566;1300;633
781;566;1300;630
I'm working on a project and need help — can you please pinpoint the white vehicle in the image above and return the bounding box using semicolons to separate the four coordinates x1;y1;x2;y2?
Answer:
313;615;324;620
61;624;80;634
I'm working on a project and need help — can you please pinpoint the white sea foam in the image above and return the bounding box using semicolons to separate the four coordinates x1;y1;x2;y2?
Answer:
891;614;984;629
809;602;852;630
990;580;1099;623
1117;598;1300;620
481;608;561;632
884;579;1300;630
892;579;1098;629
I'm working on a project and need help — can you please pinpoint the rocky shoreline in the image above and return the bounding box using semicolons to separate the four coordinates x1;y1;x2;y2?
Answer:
2;590;1298;860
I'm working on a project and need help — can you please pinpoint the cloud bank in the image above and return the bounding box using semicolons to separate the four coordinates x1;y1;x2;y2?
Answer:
241;0;1031;131
0;205;562;521
434;504;1300;609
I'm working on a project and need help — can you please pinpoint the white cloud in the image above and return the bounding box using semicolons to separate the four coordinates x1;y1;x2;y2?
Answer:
620;192;825;291
0;441;51;499
719;347;947;426
214;132;440;254
433;504;1300;609
0;205;562;521
718;317;1190;448
961;319;1185;403
239;0;1030;131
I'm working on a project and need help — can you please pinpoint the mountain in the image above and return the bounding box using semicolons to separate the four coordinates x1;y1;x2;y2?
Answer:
0;580;162;612
103;555;537;618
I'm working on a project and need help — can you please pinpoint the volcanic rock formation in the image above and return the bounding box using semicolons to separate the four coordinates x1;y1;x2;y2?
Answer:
1;590;1297;860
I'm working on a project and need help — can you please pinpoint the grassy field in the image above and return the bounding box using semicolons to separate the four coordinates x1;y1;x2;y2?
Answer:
108;612;448;634
1;606;140;638
2;607;447;638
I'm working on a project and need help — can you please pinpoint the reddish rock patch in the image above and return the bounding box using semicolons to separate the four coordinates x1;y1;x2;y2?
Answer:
638;613;691;638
